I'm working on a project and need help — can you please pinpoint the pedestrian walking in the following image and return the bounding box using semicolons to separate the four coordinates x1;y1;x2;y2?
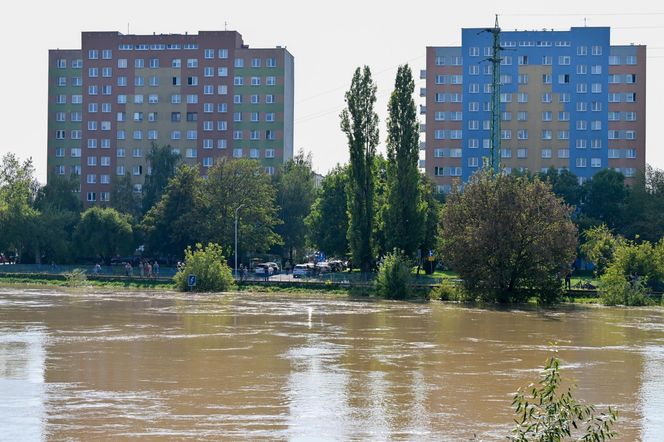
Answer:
565;268;572;290
153;260;159;277
139;260;145;278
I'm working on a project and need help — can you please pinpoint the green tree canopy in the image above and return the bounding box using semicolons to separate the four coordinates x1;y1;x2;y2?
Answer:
34;174;82;213
384;64;425;258
538;167;585;208
439;171;577;303
201;158;282;258
140;164;205;259
582;169;628;229
419;175;442;274
580;224;625;277
274;150;316;265
74;207;134;263
0;154;40;261
142;142;181;213
305;164;349;259
621;165;664;242
110;174;142;218
341;66;379;272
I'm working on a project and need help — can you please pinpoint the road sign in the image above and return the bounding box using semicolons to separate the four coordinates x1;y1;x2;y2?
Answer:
187;274;197;287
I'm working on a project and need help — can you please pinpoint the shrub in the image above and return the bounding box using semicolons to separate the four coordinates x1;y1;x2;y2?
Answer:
599;271;651;306
63;268;87;287
376;249;412;299
431;282;466;301
173;243;234;292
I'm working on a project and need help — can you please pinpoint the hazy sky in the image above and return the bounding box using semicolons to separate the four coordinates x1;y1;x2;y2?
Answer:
2;0;663;183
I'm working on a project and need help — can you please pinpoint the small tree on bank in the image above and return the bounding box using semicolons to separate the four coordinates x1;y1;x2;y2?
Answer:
439;171;577;304
174;243;234;292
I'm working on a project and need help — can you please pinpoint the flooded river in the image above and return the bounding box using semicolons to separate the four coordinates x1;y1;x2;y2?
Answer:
1;288;663;441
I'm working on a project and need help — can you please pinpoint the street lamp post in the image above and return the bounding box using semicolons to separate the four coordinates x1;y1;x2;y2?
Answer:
234;204;246;279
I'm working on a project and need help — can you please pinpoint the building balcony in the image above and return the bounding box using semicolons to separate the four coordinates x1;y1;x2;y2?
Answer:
419;141;426;150
420;123;426;132
420;69;427;79
419;87;427;97
419;105;426;115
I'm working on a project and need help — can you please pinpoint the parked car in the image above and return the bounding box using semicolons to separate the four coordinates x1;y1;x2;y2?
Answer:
255;262;280;275
328;260;345;272
293;263;315;278
315;262;331;274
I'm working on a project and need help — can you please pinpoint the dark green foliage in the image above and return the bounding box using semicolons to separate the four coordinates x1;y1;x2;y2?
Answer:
341;66;379;273
305;164;350;259
34;174;82;213
538;167;585;208
510;354;617;441
582;169;628;229
275;150;316;264
384;65;425;258
0;154;39;262
140;164;204;259
142;143;181;213
621;165;664;242
439;171;577;304
74;207;134;263
110;174;142;218
202;158;282;257
376;249;412;299
173;243;234;292
419;175;442;274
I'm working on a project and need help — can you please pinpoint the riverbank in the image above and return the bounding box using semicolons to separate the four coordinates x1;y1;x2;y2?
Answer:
0;271;610;305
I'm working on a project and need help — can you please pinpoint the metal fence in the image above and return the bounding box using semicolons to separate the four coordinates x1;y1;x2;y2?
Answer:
0;263;178;278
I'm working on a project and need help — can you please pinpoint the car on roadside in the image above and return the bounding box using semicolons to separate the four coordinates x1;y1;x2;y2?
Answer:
255;262;280;275
293;263;315;278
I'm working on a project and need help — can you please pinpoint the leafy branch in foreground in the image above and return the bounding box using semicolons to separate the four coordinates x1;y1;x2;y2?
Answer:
509;354;617;441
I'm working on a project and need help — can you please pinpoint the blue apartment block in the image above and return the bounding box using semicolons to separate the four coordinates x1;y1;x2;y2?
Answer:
424;27;645;193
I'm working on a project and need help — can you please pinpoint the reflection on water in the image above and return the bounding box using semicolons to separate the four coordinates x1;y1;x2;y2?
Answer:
0;288;663;441
0;326;45;442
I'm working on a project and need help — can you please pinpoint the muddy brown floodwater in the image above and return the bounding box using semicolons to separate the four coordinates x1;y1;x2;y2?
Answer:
1;287;663;441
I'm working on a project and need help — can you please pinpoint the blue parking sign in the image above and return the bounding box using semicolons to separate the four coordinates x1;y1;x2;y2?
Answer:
187;274;197;287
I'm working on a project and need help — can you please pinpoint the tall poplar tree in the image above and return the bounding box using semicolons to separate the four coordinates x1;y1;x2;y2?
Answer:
384;64;424;257
340;66;379;273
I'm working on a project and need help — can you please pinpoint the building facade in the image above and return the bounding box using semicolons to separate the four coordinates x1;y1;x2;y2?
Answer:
48;31;294;204
423;27;645;193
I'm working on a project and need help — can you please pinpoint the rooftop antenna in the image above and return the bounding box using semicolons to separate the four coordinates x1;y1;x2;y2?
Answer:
127;23;130;34
479;14;503;174
584;17;587;27
225;21;228;31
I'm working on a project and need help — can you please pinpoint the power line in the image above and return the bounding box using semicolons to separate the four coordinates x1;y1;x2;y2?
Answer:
501;12;664;17
295;54;427;105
